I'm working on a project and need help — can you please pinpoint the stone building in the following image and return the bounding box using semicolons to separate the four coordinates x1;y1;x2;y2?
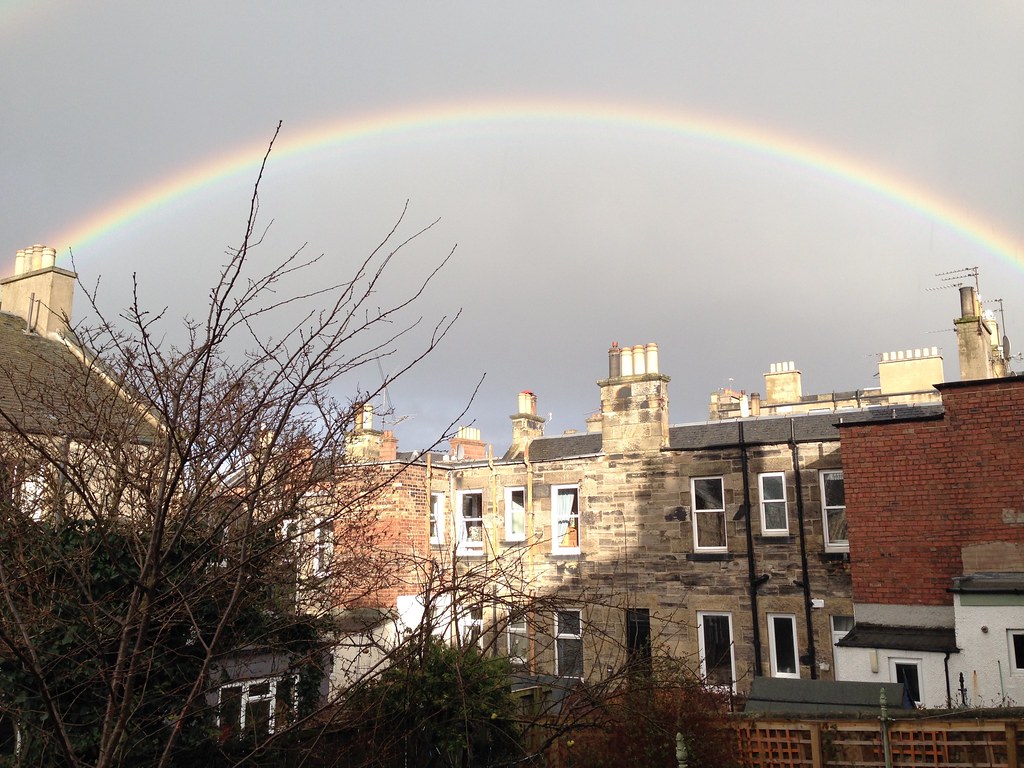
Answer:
349;342;876;696
339;281;1014;702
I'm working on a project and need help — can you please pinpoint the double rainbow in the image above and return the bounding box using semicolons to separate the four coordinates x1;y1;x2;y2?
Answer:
50;100;1023;270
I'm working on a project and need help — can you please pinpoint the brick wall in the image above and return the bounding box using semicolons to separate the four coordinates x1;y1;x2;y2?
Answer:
840;376;1024;608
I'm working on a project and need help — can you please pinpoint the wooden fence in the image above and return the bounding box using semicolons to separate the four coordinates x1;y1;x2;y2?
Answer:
734;717;1023;768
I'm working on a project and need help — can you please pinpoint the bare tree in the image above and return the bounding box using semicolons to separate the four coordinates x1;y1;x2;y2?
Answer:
0;126;460;768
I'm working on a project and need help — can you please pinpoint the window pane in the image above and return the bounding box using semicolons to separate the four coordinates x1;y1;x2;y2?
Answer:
557;610;580;636
702;615;733;687
246;699;272;739
822;472;845;507
826;508;848;544
554;487;579;548
694;478;724;510
761;474;784;500
1012;633;1024;670
220;686;242;736
0;713;15;756
894;663;921;704
695;510;726;548
627;608;652;671
509;489;526;537
557;638;582;676
275;678;294;727
430;493;443;541
508;618;529;663
832;615;854;634
763;501;787;530
462;494;483;543
772;616;797;675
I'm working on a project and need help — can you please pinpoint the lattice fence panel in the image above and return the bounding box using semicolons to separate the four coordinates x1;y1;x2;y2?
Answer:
735;723;813;768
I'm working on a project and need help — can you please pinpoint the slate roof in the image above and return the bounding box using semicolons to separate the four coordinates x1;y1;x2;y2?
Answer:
668;406;944;451
0;311;159;442
744;677;912;715
951;572;1024;594
489;404;946;463
523;432;602;462
837;623;959;654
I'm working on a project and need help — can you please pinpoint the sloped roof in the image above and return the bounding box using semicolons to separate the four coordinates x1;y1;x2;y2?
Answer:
744;677;912;715
0;311;159;442
525;432;602;462
668;406;944;451
495;405;946;463
837;623;959;654
951;572;1024;594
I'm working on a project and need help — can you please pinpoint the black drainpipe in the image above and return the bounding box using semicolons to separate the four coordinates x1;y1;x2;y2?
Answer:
790;419;817;679
740;421;764;678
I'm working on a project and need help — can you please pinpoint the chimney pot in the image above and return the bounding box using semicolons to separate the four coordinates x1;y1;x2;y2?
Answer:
620;347;634;377
645;342;659;374
608;344;621;379
632;344;646;375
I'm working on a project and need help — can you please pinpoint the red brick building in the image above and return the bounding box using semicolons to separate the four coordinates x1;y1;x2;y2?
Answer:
836;374;1024;707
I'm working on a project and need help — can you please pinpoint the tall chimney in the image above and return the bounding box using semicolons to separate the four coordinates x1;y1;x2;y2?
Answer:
1;245;76;337
598;340;670;452
508;390;545;460
954;286;1004;381
449;425;487;461
763;361;802;404
608;342;621;379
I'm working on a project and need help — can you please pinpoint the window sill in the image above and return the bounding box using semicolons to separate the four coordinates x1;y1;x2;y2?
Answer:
822;550;850;563
757;534;794;544
550;549;581;558
687;552;734;562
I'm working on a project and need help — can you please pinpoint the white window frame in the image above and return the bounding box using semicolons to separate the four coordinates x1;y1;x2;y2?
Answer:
507;615;529;666
820;470;848;551
456;490;484;552
504;486;527;541
429;492;445;545
759;472;789;535
1008;630;1024;675
889;657;923;706
697;611;736;692
460;605;483;648
555;609;583;678
218;675;295;739
691;476;727;552
551;485;580;554
312;517;332;576
19;466;45;521
768;613;800;679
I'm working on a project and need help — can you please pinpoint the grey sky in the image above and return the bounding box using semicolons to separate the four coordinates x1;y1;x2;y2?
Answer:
3;2;1022;451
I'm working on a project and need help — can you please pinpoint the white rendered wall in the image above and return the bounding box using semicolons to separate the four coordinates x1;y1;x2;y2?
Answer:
833;646;949;709
951;596;1024;707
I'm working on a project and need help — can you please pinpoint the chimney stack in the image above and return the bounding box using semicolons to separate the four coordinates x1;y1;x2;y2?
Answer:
346;402;384;461
598;340;670;452
449;425;486;461
1;245;76;337
954;286;1007;381
763;361;802;404
508;390;545;459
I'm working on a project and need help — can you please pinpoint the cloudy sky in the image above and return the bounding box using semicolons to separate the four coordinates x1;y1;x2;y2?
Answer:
2;2;1022;451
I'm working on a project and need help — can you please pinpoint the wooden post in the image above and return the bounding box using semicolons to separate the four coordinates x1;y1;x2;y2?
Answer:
808;722;823;768
1006;721;1019;768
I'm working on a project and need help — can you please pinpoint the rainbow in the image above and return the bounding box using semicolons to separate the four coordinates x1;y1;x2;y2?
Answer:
51;100;1024;270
